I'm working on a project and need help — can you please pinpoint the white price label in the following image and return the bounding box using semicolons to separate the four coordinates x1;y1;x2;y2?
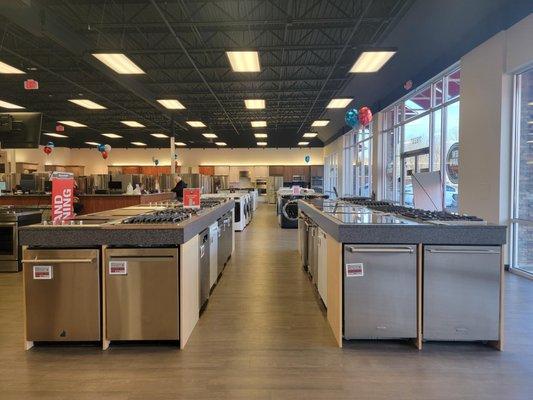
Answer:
109;261;128;275
346;263;364;277
33;265;53;280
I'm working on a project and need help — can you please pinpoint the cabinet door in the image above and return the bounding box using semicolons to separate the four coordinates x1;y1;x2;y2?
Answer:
269;166;284;176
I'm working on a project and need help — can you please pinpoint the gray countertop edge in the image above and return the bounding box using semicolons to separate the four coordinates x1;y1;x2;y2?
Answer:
298;200;507;246
19;200;234;247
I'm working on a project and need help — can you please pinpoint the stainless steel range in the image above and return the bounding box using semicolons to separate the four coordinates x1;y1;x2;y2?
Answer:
0;208;43;272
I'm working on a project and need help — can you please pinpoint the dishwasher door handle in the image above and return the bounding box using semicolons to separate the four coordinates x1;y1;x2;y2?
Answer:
22;258;95;264
108;256;176;262
426;249;500;255
347;246;414;254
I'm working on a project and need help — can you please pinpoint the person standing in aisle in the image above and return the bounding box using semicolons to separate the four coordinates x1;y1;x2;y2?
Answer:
171;176;187;201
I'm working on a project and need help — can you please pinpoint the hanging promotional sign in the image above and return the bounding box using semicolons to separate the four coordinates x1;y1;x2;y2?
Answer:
51;171;75;223
183;188;201;209
446;143;459;184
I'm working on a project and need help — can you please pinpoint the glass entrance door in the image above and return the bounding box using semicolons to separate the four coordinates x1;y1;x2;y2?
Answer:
401;150;430;206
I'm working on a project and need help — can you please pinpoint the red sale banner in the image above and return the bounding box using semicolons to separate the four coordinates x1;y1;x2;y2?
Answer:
183;188;201;209
51;172;75;223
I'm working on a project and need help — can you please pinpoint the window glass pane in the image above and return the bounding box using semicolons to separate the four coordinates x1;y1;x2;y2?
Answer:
403;114;430;153
434;80;443;106
384;131;395;200
383;109;394;130
516;223;533;273
517;69;533;221
394;127;402;201
432;109;442;171
395;104;403;124
444;101;460;211
446;69;461;100
405;86;431;119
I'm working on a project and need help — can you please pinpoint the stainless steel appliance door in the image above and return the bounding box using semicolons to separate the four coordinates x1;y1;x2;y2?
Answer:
343;244;417;339
298;218;309;268
23;249;100;341
423;245;501;341
223;214;232;262
0;223;17;261
199;230;210;308
105;248;179;340
217;219;225;276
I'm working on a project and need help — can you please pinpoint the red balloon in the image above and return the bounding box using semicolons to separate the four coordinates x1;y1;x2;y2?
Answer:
358;106;373;126
43;146;52;155
101;150;108;159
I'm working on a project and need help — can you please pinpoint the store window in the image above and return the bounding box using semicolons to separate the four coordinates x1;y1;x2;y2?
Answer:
511;67;533;275
380;65;460;211
324;152;339;199
343;126;372;197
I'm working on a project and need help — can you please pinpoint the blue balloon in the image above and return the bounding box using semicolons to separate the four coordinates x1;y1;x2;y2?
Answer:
345;108;359;128
97;144;106;152
154;159;159;166
46;141;55;148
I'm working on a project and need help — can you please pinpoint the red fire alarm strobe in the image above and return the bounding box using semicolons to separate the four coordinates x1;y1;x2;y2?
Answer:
24;79;39;90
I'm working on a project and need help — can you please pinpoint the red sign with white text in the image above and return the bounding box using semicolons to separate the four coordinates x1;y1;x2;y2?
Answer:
183;188;201;209
51;174;75;223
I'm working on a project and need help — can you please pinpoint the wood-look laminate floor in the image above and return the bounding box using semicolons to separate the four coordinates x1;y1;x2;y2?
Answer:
1;203;532;399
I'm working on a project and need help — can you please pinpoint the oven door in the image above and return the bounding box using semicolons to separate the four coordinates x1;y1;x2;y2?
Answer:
0;223;17;261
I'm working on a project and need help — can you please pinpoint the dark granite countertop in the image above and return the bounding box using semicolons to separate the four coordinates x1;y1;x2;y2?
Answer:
19;200;234;247
298;200;507;245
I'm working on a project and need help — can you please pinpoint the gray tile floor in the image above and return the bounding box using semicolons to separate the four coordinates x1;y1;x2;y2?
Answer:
0;203;532;399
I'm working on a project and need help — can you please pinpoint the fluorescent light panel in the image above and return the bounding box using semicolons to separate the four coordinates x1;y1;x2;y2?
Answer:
157;99;186;109
0;60;25;74
92;53;145;74
121;120;145;128
175;142;187;146
312;120;329;127
350;50;396;73
326;98;353;108
102;133;122;139
254;133;267;138
215;142;227;146
58;120;87;127
202;133;218;138
186;121;206;128
257;142;267;146
298;141;309;146
131;141;147;146
251;120;267;128
226;51;260;72
303;133;318;138
85;142;100;146
68;99;106;110
44;133;67;138
151;133;168;138
244;99;265;109
0;100;24;109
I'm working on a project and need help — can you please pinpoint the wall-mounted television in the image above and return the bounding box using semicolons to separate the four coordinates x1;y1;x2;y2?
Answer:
0;112;43;149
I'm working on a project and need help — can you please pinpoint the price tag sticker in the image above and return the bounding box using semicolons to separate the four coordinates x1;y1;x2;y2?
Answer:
33;265;53;280
346;263;364;277
109;261;128;275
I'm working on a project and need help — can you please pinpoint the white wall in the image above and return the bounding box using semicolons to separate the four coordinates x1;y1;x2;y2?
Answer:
459;14;533;225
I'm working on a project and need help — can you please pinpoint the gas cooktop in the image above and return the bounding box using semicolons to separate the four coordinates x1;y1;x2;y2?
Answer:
121;208;198;224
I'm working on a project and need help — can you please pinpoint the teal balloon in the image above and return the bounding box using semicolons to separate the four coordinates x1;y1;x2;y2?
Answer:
97;144;106;152
345;108;359;128
304;155;310;163
46;141;55;148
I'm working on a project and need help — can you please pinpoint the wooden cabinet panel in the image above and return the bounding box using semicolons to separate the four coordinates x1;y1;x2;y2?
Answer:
311;165;324;177
283;166;293;182
254;166;269;178
214;166;229;175
269;166;284;176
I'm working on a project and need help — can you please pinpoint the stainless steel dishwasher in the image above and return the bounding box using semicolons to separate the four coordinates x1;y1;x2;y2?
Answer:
298;215;309;269
423;245;501;341
104;248;179;341
199;229;210;310
307;223;319;282
343;244;417;339
23;248;100;341
217;217;226;277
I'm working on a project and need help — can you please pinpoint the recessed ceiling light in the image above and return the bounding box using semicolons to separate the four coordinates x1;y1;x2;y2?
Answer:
0;60;25;74
312;120;329;127
85;141;100;146
58;120;87;127
102;133;122;139
298;141;309;146
215;142;227;146
226;51;260;72
92;53;145;74
257;142;267;146
121;120;145;128
44;132;67;138
175;142;187;146
151;133;169;138
350;50;396;73
303;132;318;138
0;100;24;109
326;98;353;108
157;99;186;110
186;121;206;128
131;141;147;146
251;120;267;128
254;133;267;138
244;99;265;109
202;133;218;138
68;99;107;110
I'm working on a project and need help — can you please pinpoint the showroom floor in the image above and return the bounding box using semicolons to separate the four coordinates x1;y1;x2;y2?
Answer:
0;204;532;399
